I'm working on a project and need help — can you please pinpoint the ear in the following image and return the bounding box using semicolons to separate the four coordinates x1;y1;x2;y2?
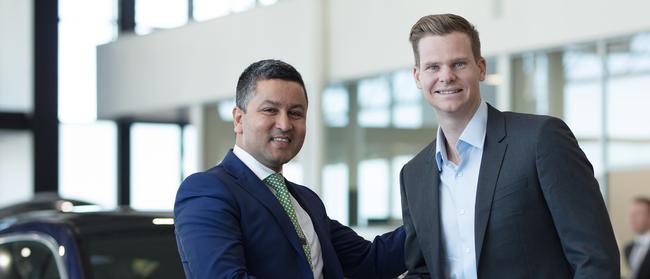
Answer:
233;107;244;134
413;66;422;89
477;57;487;81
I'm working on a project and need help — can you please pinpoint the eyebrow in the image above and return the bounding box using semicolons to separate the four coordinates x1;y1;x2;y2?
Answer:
258;100;306;110
422;57;471;68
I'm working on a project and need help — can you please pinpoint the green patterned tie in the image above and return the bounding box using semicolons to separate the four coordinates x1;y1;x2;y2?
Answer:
264;173;313;268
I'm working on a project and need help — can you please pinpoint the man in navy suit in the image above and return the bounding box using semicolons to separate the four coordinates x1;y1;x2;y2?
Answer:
174;59;405;278
400;14;619;278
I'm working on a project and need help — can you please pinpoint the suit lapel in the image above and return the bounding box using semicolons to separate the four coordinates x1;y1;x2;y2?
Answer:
474;105;508;265
288;183;340;276
221;151;306;259
424;150;444;278
410;142;445;278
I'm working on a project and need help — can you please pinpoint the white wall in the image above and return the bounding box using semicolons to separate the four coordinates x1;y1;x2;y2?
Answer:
327;0;650;80
0;0;32;112
98;0;650;118
97;0;323;119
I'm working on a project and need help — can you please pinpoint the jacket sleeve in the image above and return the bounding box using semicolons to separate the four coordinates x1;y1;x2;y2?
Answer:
535;117;620;278
400;167;432;279
173;172;258;279
328;218;406;278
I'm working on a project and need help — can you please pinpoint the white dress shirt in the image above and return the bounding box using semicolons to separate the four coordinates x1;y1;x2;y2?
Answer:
233;145;324;279
435;101;487;279
630;231;650;279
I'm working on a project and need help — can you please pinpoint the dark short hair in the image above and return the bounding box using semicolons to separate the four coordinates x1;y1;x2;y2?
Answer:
634;197;650;212
409;13;482;66
235;59;308;111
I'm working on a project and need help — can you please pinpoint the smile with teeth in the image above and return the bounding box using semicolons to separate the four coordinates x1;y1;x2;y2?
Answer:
435;88;462;95
271;137;290;143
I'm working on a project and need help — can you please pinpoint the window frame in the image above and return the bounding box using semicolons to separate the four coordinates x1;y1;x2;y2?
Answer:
0;232;69;279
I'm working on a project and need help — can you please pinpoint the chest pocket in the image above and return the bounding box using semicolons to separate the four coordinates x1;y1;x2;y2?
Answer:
492;177;530;217
493;177;528;202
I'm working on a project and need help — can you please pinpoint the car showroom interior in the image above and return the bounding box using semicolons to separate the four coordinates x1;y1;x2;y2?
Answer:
1;0;650;278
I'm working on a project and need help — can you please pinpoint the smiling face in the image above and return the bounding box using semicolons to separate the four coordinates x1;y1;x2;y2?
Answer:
413;32;486;121
233;79;307;172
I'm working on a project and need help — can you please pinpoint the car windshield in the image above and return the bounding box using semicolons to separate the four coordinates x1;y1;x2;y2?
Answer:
82;229;184;279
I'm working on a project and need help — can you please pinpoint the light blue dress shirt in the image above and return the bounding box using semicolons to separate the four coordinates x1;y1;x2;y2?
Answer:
435;101;487;279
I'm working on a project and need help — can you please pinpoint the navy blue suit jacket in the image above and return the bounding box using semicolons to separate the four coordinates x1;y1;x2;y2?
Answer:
174;150;405;278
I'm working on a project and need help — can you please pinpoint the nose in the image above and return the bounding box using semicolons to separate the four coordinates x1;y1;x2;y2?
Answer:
275;111;293;131
438;66;456;83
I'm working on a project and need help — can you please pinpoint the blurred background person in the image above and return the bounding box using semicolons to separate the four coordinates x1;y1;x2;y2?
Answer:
626;197;650;279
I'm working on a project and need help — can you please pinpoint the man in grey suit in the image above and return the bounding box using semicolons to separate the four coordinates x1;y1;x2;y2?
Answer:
399;14;620;278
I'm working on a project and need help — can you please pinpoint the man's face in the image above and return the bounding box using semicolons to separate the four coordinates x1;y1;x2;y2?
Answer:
413;32;486;120
630;201;650;234
233;79;307;172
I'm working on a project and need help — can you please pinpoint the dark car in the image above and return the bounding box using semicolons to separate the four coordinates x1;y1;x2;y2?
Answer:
0;194;185;279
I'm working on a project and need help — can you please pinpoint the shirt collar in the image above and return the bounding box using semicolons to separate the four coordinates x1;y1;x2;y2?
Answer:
233;145;278;181
636;231;650;246
435;101;488;171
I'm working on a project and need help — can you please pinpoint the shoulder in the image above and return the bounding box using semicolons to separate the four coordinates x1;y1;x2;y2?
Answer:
501;110;560;130
499;110;574;141
403;141;436;172
176;164;235;199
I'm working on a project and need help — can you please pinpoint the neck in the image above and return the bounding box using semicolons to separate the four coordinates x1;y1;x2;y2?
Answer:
436;102;481;164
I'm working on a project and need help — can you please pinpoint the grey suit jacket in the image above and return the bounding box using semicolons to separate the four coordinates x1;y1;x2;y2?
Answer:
400;104;620;278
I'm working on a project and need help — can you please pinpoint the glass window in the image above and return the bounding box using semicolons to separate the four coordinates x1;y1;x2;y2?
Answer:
322;85;349;127
608;142;650;170
357;159;389;225
58;0;116;123
577;141;604;178
135;0;188;35
512;53;550;114
563;45;602;81
182;125;198;179
606;75;650;139
130;123;182;211
258;0;278;6
391;155;412;220
392;70;422;128
84;230;184;279
0;0;32;112
283;161;303;185
230;0;256;13
322;163;349;225
358;77;390;127
564;81;602;138
218;99;236;122
0;131;33;207
192;0;230;21
0;240;62;279
192;0;262;21
607;34;650;76
480;57;499;105
59;122;117;208
58;0;119;209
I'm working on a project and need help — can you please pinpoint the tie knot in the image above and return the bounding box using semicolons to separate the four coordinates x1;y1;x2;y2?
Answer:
264;173;286;191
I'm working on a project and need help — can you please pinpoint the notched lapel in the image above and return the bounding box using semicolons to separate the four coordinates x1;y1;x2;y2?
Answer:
287;184;338;273
221;151;306;258
474;105;508;265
